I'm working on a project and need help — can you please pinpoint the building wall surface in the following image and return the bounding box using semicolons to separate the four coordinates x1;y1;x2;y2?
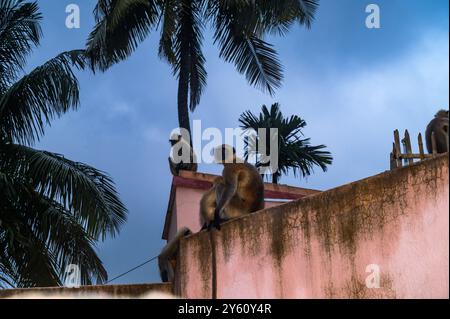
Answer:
0;283;173;299
174;155;449;298
171;187;291;238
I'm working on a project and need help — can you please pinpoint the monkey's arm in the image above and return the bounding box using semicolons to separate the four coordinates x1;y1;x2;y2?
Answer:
214;175;238;223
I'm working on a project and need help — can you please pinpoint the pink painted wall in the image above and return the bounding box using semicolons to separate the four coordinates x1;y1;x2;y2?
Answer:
174;155;449;299
168;187;292;239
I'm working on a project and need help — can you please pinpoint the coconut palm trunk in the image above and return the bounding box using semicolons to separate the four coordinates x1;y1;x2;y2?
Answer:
176;0;197;138
177;60;191;136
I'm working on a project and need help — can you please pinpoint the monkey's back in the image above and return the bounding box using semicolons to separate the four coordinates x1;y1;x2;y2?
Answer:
233;162;265;212
426;116;449;154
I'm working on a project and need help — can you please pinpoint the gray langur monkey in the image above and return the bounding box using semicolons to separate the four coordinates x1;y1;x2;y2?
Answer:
168;134;198;175
158;227;192;283
425;109;449;154
200;144;265;230
158;145;265;282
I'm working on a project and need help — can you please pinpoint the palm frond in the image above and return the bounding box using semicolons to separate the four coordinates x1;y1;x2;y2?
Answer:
28;194;107;285
256;0;319;35
93;0;112;20
158;0;178;64
0;187;107;287
214;10;283;95
0;168;16;199
1;2;128;288
0;0;42;86
287;139;332;178
0;274;14;288
239;103;332;183
0;50;86;145
86;0;160;71
1;143;127;240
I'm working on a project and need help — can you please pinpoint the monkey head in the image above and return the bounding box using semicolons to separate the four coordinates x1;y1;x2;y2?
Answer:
435;109;449;119
213;144;236;164
169;133;182;147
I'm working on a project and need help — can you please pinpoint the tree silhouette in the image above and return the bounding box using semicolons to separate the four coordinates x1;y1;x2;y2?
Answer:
239;103;332;184
0;0;127;287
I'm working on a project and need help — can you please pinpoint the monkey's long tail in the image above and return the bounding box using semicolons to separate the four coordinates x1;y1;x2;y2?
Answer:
158;227;193;282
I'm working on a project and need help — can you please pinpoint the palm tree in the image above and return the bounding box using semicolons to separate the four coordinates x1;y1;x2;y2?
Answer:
0;0;127;288
86;0;319;142
239;103;332;184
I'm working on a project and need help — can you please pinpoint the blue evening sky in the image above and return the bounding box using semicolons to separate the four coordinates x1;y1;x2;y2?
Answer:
26;0;449;284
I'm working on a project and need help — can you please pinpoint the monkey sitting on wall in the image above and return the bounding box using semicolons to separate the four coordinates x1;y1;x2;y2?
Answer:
168;134;198;175
425;109;449;154
200;144;265;230
158;145;265;282
158;227;192;283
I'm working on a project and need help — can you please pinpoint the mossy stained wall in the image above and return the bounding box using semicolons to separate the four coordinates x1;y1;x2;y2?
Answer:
175;156;449;299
